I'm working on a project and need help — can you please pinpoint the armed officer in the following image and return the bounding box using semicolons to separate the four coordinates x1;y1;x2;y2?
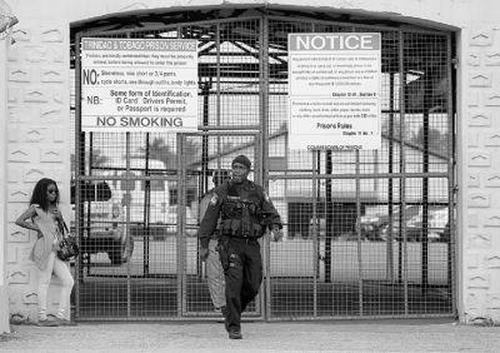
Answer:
198;155;282;340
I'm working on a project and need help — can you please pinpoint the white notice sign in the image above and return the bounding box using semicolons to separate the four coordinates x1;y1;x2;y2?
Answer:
288;33;381;150
81;38;198;132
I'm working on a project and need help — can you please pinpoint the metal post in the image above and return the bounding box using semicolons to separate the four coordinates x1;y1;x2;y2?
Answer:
316;151;322;282
125;132;131;318
260;15;270;320
387;73;395;282
198;82;210;278
356;151;363;316
124;32;132;318
325;150;333;284
86;133;93;277
216;22;222;159
201;82;210;191
177;134;185;317
422;64;432;295
446;34;457;315
399;31;409;315
74;32;83;319
260;16;270;189
312;151;318;318
143;134;151;277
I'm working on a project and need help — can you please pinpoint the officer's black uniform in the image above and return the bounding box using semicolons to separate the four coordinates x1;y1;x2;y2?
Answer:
198;178;282;336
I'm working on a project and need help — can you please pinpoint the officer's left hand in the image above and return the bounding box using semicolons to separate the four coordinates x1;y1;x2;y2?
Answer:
270;226;283;242
200;247;209;261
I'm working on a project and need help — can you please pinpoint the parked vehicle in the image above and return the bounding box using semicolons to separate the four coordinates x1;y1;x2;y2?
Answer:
379;205;449;242
359;215;387;241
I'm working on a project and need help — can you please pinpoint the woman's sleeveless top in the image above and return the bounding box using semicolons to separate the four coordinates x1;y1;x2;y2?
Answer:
29;205;62;270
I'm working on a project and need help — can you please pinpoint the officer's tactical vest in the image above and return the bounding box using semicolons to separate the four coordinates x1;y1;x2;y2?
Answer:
219;181;264;238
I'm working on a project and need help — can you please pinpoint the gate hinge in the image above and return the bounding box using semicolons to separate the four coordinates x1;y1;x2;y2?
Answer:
451;57;459;69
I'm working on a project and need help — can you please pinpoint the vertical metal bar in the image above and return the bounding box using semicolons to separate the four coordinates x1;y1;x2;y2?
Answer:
201;83;210;190
387;73;395;282
216;22;222;162
325;150;332;284
177;24;186;318
199;83;210;278
446;33;457;315
356;150;363;316
260;15;270;321
312;151;318;318
125;132;131;318
316;151;322;283
216;23;221;127
177;134;186;317
260;16;269;189
422;54;431;295
86;133;93;278
143;134;150;277
399;31;408;315
74;32;82;319
124;32;132;319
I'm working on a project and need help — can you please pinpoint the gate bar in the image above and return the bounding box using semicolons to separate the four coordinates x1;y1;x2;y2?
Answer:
261;15;271;321
183;130;261;136
399;31;409;315
143;133;151;277
177;134;185;318
267;172;449;180
312;151;318;318
446;33;457;315
387;72;395;282
421;60;432;294
125;132;132;318
86;133;93;278
356;150;363;316
74;31;83;319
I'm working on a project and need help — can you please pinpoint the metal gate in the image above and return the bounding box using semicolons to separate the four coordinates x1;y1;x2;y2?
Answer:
72;7;455;320
178;131;262;318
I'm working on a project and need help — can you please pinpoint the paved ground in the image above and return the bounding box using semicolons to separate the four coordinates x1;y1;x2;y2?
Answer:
1;318;499;353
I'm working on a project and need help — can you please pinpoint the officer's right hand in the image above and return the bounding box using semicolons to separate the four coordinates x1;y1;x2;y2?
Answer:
200;247;209;261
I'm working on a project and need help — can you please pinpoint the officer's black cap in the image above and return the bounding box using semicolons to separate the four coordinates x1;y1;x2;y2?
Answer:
232;155;251;170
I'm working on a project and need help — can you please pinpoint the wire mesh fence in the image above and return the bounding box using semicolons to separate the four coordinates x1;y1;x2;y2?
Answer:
71;8;455;320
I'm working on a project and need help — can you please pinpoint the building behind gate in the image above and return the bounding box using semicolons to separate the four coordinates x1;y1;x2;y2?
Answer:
1;0;500;330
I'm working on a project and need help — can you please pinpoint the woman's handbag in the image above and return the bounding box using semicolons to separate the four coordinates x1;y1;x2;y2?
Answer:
56;218;80;261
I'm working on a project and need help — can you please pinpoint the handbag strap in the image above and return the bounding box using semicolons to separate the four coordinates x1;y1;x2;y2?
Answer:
56;213;70;235
61;219;70;234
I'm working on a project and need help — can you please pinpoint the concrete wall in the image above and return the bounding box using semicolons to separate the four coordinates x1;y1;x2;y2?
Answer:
1;13;11;334
460;25;500;324
3;1;71;322
2;0;500;324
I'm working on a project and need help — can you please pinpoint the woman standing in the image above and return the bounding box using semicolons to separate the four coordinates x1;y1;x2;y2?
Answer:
15;178;75;326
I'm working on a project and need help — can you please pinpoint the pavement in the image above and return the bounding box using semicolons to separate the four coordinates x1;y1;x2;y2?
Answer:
1;318;499;353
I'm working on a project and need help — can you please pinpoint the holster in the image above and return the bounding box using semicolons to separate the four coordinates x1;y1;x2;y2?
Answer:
217;238;230;271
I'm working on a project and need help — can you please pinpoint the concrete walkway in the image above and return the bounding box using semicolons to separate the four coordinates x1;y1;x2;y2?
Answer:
1;319;499;353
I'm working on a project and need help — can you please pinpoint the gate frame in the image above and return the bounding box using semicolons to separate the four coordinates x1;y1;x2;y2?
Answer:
178;130;263;319
73;9;456;321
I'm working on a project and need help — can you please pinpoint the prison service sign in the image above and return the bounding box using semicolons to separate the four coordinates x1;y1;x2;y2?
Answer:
288;33;381;150
81;38;198;132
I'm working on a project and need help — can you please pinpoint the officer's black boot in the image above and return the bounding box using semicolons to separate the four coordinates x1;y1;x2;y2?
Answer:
229;330;242;340
222;306;242;339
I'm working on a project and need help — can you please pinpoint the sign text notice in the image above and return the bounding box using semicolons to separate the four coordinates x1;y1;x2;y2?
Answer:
288;33;381;150
81;38;198;132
